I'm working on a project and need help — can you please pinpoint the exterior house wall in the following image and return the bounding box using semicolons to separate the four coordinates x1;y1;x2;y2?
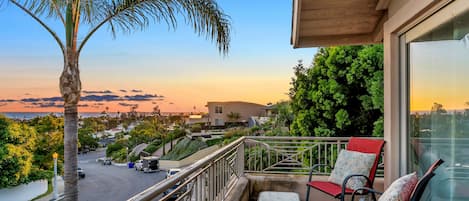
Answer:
206;101;266;126
383;0;450;188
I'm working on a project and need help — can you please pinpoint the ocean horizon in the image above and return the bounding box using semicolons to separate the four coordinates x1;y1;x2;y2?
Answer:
0;112;116;120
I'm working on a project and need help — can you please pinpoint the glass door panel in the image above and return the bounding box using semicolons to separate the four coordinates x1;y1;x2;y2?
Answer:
404;4;469;201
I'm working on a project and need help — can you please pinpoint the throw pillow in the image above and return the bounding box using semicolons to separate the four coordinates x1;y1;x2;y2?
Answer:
378;172;418;201
328;149;376;190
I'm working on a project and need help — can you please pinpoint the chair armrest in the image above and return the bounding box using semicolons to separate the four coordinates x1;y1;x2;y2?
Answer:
308;164;332;181
341;174;374;200
351;187;382;201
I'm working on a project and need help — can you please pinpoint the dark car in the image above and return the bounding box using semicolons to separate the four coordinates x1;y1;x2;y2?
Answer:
163;183;185;201
103;158;112;165
78;167;85;179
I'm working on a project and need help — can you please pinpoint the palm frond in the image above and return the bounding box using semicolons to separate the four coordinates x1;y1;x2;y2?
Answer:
79;0;230;55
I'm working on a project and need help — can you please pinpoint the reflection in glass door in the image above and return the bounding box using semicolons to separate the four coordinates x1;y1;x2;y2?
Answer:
404;5;469;201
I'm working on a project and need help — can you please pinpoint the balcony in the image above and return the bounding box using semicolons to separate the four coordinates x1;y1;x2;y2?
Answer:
127;136;384;201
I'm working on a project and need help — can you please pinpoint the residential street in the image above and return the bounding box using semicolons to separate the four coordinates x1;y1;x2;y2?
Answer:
78;149;166;201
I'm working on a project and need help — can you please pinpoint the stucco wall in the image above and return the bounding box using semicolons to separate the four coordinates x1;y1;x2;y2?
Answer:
207;101;266;126
0;180;48;201
388;0;410;18
159;145;220;169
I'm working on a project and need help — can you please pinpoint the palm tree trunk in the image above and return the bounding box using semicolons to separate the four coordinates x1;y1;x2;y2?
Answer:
63;104;78;201
61;50;81;201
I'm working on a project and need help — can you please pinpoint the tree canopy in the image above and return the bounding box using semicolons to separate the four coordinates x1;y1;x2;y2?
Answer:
0;115;37;188
290;45;384;137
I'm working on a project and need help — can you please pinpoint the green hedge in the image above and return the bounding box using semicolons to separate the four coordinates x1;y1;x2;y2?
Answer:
143;144;159;154
106;143;124;157
206;138;224;147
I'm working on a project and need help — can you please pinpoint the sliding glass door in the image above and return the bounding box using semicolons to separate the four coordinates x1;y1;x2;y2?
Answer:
402;2;469;201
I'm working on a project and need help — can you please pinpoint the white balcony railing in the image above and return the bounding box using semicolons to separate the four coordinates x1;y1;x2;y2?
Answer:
127;136;383;201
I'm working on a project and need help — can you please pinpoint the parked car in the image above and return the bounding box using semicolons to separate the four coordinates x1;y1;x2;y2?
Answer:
135;160;143;171
166;168;181;178
103;158;112;165
163;183;185;201
77;167;85;179
163;169;183;200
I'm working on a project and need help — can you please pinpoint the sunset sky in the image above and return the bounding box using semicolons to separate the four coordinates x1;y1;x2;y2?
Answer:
410;39;469;113
0;1;317;113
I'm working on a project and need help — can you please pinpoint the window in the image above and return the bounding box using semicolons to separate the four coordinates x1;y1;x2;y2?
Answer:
215;106;223;114
401;4;469;201
214;119;224;126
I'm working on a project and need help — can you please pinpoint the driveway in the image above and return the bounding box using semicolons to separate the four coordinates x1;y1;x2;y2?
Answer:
78;149;166;201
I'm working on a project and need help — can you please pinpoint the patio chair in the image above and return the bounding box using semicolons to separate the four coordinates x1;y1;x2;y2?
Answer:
306;137;385;201
351;159;444;201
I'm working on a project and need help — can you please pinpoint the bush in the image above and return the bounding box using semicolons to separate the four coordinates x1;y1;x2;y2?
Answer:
143;144;159;154
111;148;128;163
106;143;124;157
27;168;53;181
190;124;202;133
161;138;207;160
223;128;249;138
206;138;224;147
129;154;140;162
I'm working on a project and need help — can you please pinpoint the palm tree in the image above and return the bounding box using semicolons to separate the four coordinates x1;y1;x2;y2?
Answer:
2;1;230;200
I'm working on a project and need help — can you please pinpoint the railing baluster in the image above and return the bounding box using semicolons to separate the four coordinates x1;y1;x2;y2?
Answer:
209;165;214;201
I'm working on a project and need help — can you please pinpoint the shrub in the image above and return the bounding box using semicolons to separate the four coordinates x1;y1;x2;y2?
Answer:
111;148;128;163
143;144;159;154
27;168;53;181
223;128;248;138
106;143;124;157
129;154;140;162
205;138;224;147
190;124;202;133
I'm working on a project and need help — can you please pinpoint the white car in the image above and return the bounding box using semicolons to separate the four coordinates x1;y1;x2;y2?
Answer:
166;168;181;178
134;160;143;171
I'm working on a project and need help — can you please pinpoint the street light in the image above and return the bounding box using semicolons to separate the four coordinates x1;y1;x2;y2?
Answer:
52;152;59;200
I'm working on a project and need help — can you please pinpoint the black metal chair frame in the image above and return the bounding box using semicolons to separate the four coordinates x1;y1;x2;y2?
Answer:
306;164;376;201
350;159;444;201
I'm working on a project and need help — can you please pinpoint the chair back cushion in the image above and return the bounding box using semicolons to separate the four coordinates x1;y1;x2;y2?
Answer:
328;149;375;190
409;159;444;201
378;172;418;201
347;137;385;183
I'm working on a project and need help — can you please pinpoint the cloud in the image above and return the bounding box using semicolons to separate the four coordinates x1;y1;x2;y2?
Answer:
42;97;63;102
119;89;127;93
21;98;41;102
118;103;139;107
169;102;174;105
131;89;143;93
20;97;63;102
124;94;157;101
0;99;16;102
0;103;7;107
28;102;64;108
24;93;32;96
82;90;113;94
81;95;121;102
